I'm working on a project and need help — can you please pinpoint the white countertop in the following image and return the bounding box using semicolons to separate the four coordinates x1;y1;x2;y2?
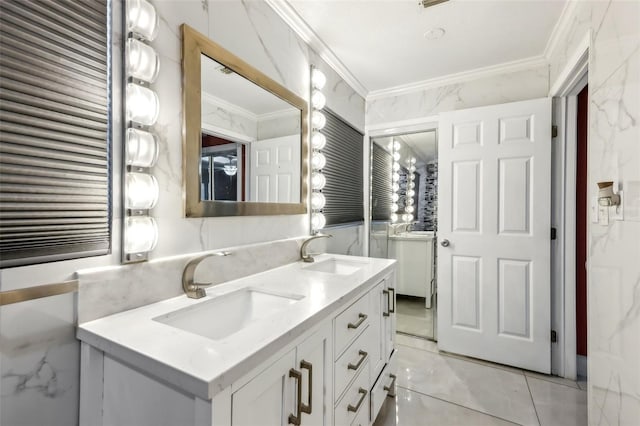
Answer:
77;254;395;400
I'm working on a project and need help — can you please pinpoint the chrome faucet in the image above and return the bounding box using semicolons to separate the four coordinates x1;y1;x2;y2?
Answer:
300;234;332;263
182;251;231;299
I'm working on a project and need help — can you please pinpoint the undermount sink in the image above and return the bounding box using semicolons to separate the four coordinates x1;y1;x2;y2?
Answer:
154;288;304;341
303;257;365;275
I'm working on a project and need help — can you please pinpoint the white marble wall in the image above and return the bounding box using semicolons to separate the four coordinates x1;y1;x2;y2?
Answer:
366;65;549;125
548;2;640;424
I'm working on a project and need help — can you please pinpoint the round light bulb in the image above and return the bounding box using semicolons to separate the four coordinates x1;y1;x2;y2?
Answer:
392;183;400;192
311;192;326;210
392;193;399;202
391;203;398;212
409;165;416;173
410;157;417;164
392;172;400;182
311;110;326;129
311;172;326;190
406;205;414;213
127;0;159;41
124;216;158;254
126;128;159;167
126;38;160;82
311;212;326;230
126;83;159;125
392;162;400;172
311;68;326;90
311;90;326;110
409;181;415;189
125;172;159;210
408;189;415;197
311;131;326;150
403;214;412;222
393;152;401;161
311;152;326;170
393;141;401;151
390;213;398;223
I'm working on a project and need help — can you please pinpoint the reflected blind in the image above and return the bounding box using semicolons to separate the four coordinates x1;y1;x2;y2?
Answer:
0;0;111;267
371;143;392;221
322;109;363;226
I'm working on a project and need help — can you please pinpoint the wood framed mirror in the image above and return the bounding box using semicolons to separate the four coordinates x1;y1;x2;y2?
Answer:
182;24;308;217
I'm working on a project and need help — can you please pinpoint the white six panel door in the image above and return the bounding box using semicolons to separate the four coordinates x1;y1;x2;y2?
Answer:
437;98;552;373
249;135;300;203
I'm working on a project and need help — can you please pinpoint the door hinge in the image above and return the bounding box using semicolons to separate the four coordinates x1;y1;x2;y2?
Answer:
552;125;558;138
551;227;557;240
551;330;558;343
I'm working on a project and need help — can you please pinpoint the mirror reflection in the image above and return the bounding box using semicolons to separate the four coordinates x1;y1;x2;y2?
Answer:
369;130;438;341
200;55;301;203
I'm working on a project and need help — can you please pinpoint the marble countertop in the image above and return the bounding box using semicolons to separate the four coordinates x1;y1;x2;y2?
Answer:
388;231;435;241
77;254;395;400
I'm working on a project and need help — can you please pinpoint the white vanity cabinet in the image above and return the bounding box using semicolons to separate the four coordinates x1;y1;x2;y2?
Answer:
78;257;396;426
232;324;331;426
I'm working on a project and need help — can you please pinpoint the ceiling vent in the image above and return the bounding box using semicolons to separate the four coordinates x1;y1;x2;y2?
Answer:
420;0;449;8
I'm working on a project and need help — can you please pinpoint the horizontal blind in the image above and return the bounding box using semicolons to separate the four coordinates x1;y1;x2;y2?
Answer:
0;0;111;267
371;143;392;221
322;109;363;226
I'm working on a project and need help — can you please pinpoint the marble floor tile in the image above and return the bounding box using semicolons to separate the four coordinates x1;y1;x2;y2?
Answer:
395;345;540;426
374;387;518;426
576;376;587;391
524;370;581;389
526;376;588;426
396;334;439;354
437;349;526;376
396;297;434;339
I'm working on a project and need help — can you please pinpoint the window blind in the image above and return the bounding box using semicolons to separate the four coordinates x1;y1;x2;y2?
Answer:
0;0;111;268
371;143;392;221
321;109;364;226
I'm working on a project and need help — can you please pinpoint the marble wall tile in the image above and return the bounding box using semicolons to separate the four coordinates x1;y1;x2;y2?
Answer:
0;293;79;426
366;65;549;125
201;97;258;140
325;224;365;256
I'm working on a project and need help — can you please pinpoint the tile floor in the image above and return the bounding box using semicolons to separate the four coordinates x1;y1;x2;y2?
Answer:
374;335;588;426
396;296;435;340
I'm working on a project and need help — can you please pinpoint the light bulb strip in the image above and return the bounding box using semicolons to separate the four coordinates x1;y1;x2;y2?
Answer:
123;0;160;263
310;66;327;234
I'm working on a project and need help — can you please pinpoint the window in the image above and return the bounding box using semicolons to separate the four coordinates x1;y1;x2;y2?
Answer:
0;0;111;267
321;109;364;226
371;142;392;221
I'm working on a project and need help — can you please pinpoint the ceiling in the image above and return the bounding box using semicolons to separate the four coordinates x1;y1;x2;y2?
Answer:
287;0;566;93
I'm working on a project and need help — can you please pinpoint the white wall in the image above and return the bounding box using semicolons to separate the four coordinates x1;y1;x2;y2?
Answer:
548;2;640;424
0;1;366;424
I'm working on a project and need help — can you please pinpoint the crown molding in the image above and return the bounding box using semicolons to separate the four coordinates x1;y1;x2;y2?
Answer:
265;0;369;98
258;108;300;121
202;92;258;122
543;0;580;61
367;55;548;101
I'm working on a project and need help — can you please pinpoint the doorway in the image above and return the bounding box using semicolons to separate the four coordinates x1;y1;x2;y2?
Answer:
369;130;438;341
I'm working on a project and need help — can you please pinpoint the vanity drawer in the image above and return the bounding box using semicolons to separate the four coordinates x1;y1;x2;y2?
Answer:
335;359;370;426
370;348;398;422
351;395;369;426
334;325;374;402
334;293;371;359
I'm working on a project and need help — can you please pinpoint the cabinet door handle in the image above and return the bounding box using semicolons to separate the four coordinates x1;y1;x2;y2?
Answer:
288;368;302;425
300;360;312;415
389;288;396;313
347;313;367;329
347;350;368;370
382;289;390;317
347;388;368;413
383;374;396;398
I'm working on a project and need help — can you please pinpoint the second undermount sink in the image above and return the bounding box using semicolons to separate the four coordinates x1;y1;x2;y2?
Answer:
154;287;304;341
303;257;365;275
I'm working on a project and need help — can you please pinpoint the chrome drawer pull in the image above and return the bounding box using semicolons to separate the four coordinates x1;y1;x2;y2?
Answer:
347;388;368;413
389;288;396;313
300;360;312;415
348;313;367;329
382;289;390;317
384;374;397;398
288;368;302;425
347;350;368;370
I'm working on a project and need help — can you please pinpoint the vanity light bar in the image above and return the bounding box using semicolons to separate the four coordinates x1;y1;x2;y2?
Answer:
310;66;327;234
391;140;401;223
123;0;160;263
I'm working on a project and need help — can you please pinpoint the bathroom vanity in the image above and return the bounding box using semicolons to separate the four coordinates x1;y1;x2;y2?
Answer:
77;254;396;426
388;231;434;305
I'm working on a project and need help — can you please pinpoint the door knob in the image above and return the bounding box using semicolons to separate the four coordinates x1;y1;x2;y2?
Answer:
440;239;450;247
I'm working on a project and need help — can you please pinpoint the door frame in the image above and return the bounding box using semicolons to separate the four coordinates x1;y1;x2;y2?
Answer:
364;116;439;256
549;31;590;380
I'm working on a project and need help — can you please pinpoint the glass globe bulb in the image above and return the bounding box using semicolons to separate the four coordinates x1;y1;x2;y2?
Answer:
127;0;159;41
125;173;159;210
390;213;398;223
311;90;326;110
392;193;399;202
311;172;326;190
406;205;414;213
126;83;159;125
392;172;400;182
126;38;160;83
126;128;159;167
408;189;415;197
392;183;400;192
124;216;158;254
393;141;401;151
311;131;326;150
311;192;326;210
392;162;400;172
391;203;398;212
311;212;326;230
311;152;326;170
403;214;412;222
393;152;400;161
311;68;327;90
409;165;416;173
409;181;416;189
311;110;326;130
410;157;417;164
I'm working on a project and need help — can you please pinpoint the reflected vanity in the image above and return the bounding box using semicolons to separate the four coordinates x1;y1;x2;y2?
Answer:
182;24;308;216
